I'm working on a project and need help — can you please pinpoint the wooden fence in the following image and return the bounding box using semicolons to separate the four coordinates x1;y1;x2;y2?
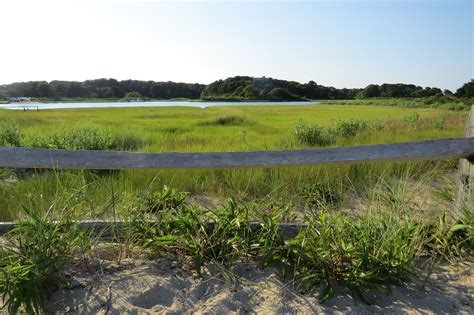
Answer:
0;106;473;236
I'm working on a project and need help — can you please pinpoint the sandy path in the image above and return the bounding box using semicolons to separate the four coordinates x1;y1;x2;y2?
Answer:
46;252;473;314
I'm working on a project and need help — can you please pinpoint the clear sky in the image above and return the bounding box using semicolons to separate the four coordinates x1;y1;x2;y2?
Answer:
0;0;472;90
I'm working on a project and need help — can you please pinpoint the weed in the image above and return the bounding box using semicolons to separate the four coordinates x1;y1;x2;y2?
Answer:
370;120;385;131
403;112;420;130
0;120;21;147
299;182;340;208
26;126;116;150
142;185;188;213
280;210;422;302
294;119;331;146
430;115;446;130
328;119;368;137
434;186;454;201
0;208;84;314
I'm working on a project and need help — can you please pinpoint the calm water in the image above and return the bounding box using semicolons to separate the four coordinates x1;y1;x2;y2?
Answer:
0;101;318;110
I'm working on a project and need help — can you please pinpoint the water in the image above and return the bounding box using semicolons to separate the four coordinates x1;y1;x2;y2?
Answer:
0;101;318;110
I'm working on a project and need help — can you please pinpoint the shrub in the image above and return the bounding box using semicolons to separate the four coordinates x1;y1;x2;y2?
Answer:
0;120;21;147
62;126;116;150
27;126;117;150
329;119;368;137
294;119;332;146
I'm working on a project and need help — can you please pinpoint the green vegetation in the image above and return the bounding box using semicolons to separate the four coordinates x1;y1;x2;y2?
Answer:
321;97;473;111
0;79;205;100
0;121;21;147
0;184;472;313
0;104;467;221
0;208;86;314
2;76;473;102
0;102;472;312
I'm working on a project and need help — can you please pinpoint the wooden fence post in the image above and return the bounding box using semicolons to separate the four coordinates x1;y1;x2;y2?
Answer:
456;105;474;209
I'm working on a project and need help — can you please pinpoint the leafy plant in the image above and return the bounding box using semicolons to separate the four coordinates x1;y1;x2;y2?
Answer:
280;211;422;302
0;208;84;314
139;197;285;274
27;126;116;150
294;119;332;146
142;185;188;213
403;112;420;130
0;120;21;147
430;115;446;130
329;119;368;137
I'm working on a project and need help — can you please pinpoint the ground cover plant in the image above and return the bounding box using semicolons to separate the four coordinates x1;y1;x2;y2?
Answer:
0;183;472;313
0;208;87;314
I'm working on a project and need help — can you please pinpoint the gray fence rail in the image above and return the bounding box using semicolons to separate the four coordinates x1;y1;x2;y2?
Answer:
0;138;473;170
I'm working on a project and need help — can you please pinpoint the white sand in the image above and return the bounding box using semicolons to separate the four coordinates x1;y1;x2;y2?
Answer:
46;250;473;314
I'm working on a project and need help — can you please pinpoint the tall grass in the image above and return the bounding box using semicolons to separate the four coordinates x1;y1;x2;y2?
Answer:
321;97;472;111
0;208;89;314
0;104;467;221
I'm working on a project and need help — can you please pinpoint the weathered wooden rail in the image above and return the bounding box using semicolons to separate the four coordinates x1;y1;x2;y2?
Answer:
0;138;473;169
0;106;473;236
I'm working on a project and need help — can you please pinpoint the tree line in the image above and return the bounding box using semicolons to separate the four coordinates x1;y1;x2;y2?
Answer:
0;77;472;101
0;79;205;100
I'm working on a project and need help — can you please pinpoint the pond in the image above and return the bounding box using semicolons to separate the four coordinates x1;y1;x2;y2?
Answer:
0;101;319;110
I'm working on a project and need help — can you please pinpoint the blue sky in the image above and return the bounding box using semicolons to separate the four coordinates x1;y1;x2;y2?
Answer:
0;0;472;90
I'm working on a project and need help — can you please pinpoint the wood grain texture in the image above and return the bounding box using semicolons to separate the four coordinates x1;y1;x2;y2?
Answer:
456;106;474;207
1;138;473;170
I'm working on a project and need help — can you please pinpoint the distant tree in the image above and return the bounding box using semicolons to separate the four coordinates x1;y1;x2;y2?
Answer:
98;87;116;98
456;81;474;97
0;87;6;100
36;81;52;98
268;87;304;101
123;91;141;100
0;76;457;101
241;83;259;99
443;89;453;96
356;84;381;98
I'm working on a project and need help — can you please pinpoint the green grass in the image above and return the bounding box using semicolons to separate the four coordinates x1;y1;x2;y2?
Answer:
0;104;467;221
0;102;472;313
321;98;473;111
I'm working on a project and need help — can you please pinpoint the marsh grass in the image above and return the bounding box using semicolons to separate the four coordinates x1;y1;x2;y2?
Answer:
0;103;471;312
321;98;472;111
0;120;20;146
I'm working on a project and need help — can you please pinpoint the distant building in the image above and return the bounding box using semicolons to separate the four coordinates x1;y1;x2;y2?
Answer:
6;97;31;102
